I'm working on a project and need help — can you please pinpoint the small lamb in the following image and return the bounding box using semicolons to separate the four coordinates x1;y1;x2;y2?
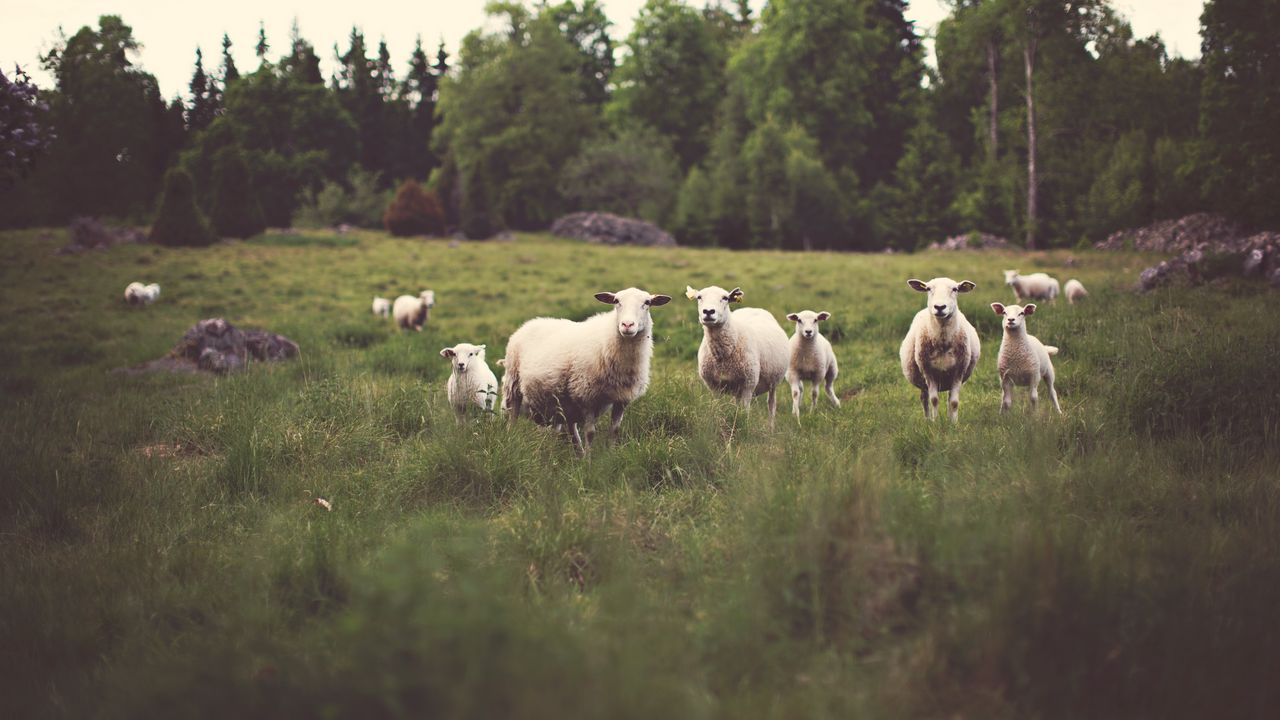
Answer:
371;296;392;317
440;343;499;423
124;282;161;305
991;303;1061;414
1004;270;1060;303
900;278;981;422
1063;279;1088;304
686;285;790;428
393;290;436;331
784;310;840;419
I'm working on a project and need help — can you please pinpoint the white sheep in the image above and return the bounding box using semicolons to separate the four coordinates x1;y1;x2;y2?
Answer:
440;342;499;423
393;290;435;331
686;285;790;429
991;303;1061;414
123;282;161;305
784;310;840;419
502;287;671;451
1064;279;1088;304
371;296;391;317
900;278;981;422
1003;270;1060;303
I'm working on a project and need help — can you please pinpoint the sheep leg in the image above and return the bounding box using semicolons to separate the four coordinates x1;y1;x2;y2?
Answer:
790;379;803;420
1029;384;1040;412
947;382;962;422
919;388;930;419
824;370;840;408
1045;374;1062;414
1000;375;1014;414
609;402;627;441
926;381;940;421
568;423;586;455
767;386;777;430
582;411;597;450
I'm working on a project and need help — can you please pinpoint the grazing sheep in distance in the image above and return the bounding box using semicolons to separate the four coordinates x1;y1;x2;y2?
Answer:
393;290;435;331
371;297;391;317
900;278;981;421
1004;270;1060;303
502;287;671;451
991;303;1061;414
1064;279;1088;304
784;310;840;419
440;342;499;423
124;282;161;305
686;284;789;429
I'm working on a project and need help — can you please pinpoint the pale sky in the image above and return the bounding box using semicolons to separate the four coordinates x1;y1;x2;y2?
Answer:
2;1;1205;101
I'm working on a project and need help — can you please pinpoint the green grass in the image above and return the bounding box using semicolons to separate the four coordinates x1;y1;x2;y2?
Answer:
2;227;1279;718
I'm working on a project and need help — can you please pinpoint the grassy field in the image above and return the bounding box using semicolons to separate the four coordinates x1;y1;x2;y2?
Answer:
2;227;1279;718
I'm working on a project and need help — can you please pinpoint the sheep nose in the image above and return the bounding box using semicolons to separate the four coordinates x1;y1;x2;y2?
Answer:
804;330;814;337
456;363;466;371
702;308;715;316
934;304;947;312
621;321;635;330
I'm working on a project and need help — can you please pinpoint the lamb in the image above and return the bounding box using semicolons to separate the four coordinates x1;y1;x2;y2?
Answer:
899;278;981;422
502;287;671;451
686;285;790;428
991;303;1061;414
1063;278;1088;304
371;296;391;317
784;310;840;419
392;290;435;331
1003;270;1060;303
440;342;499;423
123;282;161;305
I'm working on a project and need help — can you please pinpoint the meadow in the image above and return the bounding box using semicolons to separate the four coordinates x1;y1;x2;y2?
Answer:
2;227;1279;718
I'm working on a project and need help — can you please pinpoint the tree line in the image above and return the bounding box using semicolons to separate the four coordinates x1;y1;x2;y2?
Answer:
1;0;1276;250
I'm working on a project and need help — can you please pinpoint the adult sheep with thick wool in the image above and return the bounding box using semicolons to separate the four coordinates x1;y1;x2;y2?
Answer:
1064;279;1088;304
392;290;435;331
900;277;981;421
1003;270;1060;303
440;342;499;423
124;282;161;305
501;287;671;451
686;284;790;428
784;310;840;419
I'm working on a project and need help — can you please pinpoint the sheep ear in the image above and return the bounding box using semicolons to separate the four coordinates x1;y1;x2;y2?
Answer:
991;303;1005;315
595;292;618;305
728;287;744;302
816;311;831;321
957;281;976;293
1023;304;1036;315
649;294;671;306
440;348;455;358
907;279;928;292
478;344;486;350
685;285;698;300
786;313;800;322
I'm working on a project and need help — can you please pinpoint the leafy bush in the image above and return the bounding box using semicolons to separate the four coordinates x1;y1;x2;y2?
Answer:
558;128;681;225
208;146;266;239
295;167;391;229
149;167;217;247
383;179;445;237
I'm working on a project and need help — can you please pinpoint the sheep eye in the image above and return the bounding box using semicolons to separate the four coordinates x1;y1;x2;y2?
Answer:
696;295;701;301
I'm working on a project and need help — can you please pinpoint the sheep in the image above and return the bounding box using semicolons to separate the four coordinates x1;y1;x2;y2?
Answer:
371;296;391;317
1003;270;1060;303
440;342;499;423
124;282;161;305
784;310;840;419
393;290;435;331
686;284;790;429
502;287;671;451
1064;278;1088;304
899;278;981;422
991;303;1061;414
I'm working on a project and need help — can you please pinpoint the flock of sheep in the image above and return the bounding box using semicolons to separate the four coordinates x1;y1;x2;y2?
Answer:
123;267;1087;453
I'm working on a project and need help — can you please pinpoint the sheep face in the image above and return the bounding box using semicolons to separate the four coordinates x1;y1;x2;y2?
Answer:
1003;270;1019;286
420;290;436;308
908;278;975;321
785;310;831;339
594;287;671;338
991;302;1035;331
441;343;485;374
685;285;743;327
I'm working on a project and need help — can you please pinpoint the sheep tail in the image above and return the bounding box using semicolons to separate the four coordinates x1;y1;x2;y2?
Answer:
1044;346;1059;356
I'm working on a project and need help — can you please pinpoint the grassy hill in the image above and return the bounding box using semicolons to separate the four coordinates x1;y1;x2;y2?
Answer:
2;228;1278;718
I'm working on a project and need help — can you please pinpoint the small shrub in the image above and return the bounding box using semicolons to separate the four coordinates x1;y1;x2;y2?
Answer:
208;146;266;239
149;167;217;247
383;179;445;237
295;167;390;229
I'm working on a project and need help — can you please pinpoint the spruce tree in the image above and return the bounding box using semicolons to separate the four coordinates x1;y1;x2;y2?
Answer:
255;22;269;66
150;166;217;246
209;145;266;239
220;33;239;84
187;47;217;131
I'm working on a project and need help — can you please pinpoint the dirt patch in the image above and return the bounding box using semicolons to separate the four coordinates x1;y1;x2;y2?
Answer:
137;441;204;459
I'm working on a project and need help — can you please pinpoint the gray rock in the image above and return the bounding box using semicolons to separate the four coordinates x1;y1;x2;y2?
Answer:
121;318;299;375
550;212;677;247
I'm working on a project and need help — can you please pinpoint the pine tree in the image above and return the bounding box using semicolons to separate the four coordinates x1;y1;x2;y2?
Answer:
255;22;269;65
280;20;323;85
150;166;217;246
209;145;266;238
220;33;239;85
187;47;220;131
